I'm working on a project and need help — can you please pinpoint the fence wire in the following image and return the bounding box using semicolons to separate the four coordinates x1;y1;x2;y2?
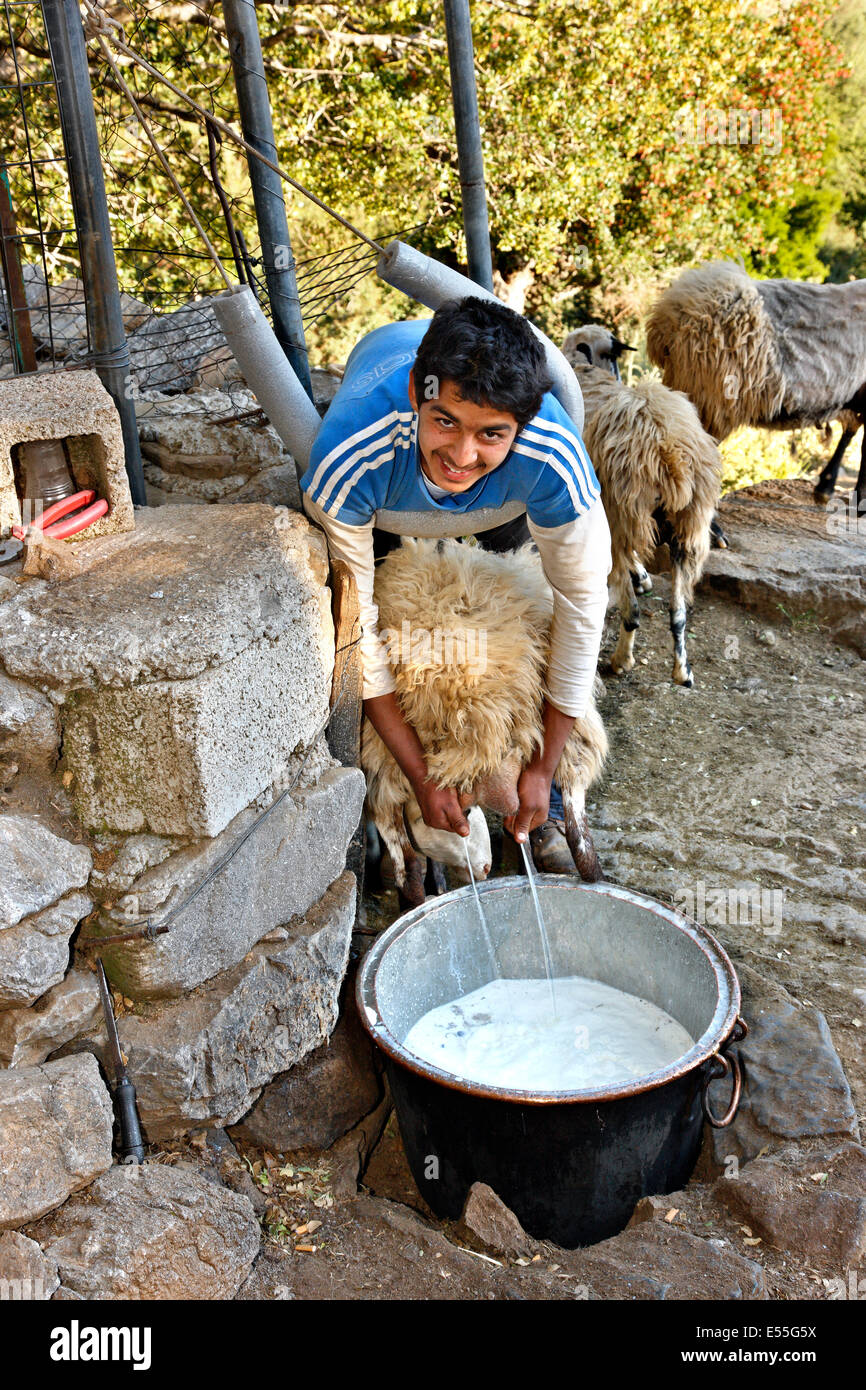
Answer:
1;0;440;435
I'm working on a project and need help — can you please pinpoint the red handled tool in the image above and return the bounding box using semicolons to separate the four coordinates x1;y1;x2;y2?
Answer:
1;490;109;565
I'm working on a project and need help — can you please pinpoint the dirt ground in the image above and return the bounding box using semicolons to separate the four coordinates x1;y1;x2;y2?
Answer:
197;474;865;1302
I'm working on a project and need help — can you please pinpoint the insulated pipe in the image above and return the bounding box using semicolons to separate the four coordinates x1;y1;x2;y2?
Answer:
212;285;320;476
377;240;584;433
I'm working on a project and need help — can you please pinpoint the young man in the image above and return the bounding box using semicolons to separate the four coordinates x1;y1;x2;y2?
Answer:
301;296;611;868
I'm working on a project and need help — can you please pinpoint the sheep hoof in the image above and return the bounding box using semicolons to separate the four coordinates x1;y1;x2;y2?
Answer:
673;665;694;687
611;655;636;675
630;571;653;595
813;486;833;508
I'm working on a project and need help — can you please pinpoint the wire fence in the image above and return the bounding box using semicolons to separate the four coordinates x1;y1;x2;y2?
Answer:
1;0;440;437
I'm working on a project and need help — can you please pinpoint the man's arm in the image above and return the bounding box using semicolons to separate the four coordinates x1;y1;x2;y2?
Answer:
506;498;611;841
302;493;470;836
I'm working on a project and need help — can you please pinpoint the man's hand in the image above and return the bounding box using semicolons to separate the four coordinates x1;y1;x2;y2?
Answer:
504;766;551;845
412;777;471;837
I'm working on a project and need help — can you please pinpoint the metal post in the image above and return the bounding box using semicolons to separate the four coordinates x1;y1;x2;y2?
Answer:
41;0;146;506
222;0;313;400
443;0;493;292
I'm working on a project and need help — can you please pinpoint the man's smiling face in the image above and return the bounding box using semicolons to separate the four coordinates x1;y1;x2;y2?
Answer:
408;374;520;493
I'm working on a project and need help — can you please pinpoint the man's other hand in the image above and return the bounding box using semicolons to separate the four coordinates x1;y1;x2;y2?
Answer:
413;778;471;837
504;767;551;844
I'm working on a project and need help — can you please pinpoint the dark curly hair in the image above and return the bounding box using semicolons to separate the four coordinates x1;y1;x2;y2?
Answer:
412;296;552;428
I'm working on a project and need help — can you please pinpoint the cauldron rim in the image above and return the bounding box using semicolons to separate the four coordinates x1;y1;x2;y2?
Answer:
356;876;741;1106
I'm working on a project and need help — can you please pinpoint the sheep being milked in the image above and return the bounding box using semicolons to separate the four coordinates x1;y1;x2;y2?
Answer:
645;260;866;507
361;537;608;906
562;325;721;687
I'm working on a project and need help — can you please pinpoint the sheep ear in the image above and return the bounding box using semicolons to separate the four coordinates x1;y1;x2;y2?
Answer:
573;343;593;364
609;338;637;358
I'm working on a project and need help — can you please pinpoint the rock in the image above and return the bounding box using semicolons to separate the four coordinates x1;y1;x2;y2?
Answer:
229;980;382;1150
225;463;299;507
141;461;251;501
128;298;228;391
575;1223;766;1300
0;674;60;771
21;530;89;582
0;504;328;690
702;477;866;657
705;1003;859;1169
0;970;101;1066
0;507;335;839
715;1144;866;1265
31;1161;260;1300
85;764;364;999
627;1191;690;1227
756;629;776;647
0;815;91;929
103;873;355;1138
0;892;92;1010
0;1054;113;1228
327;1093;392;1199
459;1182;535;1259
0;1231;60;1299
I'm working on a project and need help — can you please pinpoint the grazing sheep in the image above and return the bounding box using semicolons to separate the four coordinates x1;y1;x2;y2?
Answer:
361;537;608;906
645;261;866;506
562;325;721;686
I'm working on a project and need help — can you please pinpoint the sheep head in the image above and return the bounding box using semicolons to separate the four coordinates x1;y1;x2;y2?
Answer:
562;325;635;380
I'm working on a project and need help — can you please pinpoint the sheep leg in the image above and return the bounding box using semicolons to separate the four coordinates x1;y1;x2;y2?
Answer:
669;538;693;687
814;427;856;506
377;809;427;909
562;783;605;882
610;558;639;674
856;428;866;515
630;554;653;594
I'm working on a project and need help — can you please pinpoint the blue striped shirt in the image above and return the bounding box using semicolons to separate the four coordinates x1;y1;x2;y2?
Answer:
300;319;599;526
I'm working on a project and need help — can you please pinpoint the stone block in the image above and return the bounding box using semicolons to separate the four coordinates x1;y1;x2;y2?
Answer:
0;970;101;1066
0;815;91;929
0;1231;60;1300
0;1054;113;1228
105;872;355;1138
229;980;382;1151
0;893;92;1012
84;764;364;999
0;674;60;771
0;370;133;539
31;1162;259;1300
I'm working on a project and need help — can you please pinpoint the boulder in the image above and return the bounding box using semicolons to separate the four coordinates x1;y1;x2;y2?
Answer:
97;873;355;1138
85;764;364;999
458;1183;535;1259
229;981;382;1151
0;815;91;930
30;1162;260;1300
0;1054;113;1228
715;1143;866;1265
705;1002;859;1169
0;892;92;1011
0;1231;60;1300
575;1223;766;1300
0;675;60;771
0;970;102;1066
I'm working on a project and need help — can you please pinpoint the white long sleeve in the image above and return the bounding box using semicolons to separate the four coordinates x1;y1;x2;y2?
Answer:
528;498;612;719
302;493;397;700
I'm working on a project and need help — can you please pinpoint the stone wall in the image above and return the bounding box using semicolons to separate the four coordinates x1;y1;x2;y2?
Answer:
0;498;366;1297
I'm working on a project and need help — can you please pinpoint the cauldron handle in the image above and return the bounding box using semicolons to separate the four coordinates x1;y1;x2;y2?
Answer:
701;1017;748;1129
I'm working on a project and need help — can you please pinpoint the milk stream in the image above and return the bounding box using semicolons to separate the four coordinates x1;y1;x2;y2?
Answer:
403;976;696;1093
519;839;558;1016
463;839;499;980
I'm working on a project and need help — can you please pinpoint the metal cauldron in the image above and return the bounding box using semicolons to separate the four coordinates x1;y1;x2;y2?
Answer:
357;876;744;1247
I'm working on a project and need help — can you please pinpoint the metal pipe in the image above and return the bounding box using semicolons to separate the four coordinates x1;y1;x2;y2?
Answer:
222;0;313;400
41;0;146;507
378;240;584;433
443;0;493;292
